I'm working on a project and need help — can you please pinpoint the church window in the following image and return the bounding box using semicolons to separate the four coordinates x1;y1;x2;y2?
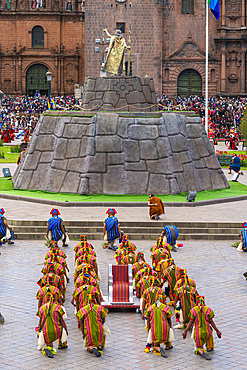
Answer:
32;26;44;48
182;0;194;14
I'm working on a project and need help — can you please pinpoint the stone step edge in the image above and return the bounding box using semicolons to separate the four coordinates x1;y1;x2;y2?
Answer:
14;234;239;240
8;220;243;228
1;193;247;207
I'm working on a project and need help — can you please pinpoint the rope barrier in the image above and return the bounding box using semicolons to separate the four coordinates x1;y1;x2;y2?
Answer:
79;103;158;112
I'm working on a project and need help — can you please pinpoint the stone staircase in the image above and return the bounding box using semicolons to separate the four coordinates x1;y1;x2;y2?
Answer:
9;220;241;241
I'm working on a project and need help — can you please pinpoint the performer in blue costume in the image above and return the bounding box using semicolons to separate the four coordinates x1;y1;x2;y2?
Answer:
103;208;121;251
229;153;242;174
0;208;14;245
161;225;179;252
47;209;67;247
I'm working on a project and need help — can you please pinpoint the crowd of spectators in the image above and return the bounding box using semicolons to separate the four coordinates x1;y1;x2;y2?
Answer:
157;95;246;147
0;94;81;143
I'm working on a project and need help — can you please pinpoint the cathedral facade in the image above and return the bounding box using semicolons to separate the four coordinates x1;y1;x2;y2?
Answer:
85;0;247;97
0;0;247;97
0;0;84;95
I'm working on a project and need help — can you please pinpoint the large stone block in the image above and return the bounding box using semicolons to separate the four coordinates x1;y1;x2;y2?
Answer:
60;172;80;193
126;91;146;104
128;125;158;140
86;78;96;92
179;151;192;164
51;159;68;171
14;170;33;189
96;136;122;152
123;140;139;162
209;169;229;190
156;137;172;158
78;176;89;194
174;172;188;193
66;139;81;158
183;163;203;192
124;161;147;171
54;117;70;138
103;166;125;194
124;171;149;194
169;135;188;152
136;117;161;125
147;174;170;194
196;168;212;190
147;157;172;174
36;135;56;152
170;178;181;195
40;152;53;163
107;153;124;165
87;153;106;173
118;117;135;138
86;123;96;137
54;138;68;160
177;115;188;137
28;163;50;190
40;116;57;135
28;134;38;154
202;135;215;155
204;154;221;170
171;153;183;172
187;139;200;160
163;114;179;135
88;174;103;193
50;169;67;192
83;91;96;104
68;157;89;173
140;140;158;160
79;137;95;157
24;151;41;170
194;138;210;158
186;123;203;138
103;92;119;106
95;78;110;91
96;113;118;135
63;124;87;139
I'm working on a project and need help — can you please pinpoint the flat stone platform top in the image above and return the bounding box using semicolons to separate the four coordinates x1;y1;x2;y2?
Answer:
13;111;229;195
82;76;158;112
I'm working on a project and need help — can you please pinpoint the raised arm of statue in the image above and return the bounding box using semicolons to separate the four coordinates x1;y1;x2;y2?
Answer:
103;28;112;38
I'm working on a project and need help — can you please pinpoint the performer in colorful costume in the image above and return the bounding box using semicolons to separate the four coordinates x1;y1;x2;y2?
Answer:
182;296;222;360
161;225;179;252
37;297;68;357
0;208;14;245
103;208;121;251
76;300;109;357
47;209;68;247
145;296;173;357
238;222;247;253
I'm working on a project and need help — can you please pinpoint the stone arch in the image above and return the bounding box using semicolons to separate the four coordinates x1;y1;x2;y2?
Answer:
177;69;202;97
170;62;205;81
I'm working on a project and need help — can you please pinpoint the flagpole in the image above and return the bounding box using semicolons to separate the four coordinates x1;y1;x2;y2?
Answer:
205;0;209;135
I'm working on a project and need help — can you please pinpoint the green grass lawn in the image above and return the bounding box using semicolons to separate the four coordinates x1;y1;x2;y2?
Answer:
0;178;246;202
0;146;19;163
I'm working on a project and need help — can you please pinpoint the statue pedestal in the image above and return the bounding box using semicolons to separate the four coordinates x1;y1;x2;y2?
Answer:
82;76;158;112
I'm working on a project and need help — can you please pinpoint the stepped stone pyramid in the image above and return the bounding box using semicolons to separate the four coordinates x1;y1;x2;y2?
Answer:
13;111;229;195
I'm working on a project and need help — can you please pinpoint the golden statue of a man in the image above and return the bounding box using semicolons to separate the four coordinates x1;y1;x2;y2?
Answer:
103;29;130;76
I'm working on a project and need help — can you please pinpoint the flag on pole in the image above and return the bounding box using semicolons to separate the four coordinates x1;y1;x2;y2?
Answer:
47;99;51;110
208;0;220;20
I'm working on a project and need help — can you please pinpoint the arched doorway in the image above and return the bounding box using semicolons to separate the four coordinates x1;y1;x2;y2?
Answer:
177;69;202;97
26;64;48;96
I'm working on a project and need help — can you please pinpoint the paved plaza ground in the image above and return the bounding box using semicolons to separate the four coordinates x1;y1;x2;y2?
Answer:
0;238;247;370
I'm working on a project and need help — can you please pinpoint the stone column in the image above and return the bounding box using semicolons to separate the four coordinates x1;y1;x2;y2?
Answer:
221;44;226;92
242;0;245;27
61;57;64;95
18;57;22;93
241;49;246;92
222;0;226;27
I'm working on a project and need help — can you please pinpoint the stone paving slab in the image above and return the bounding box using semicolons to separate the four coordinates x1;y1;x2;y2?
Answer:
0;239;247;369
